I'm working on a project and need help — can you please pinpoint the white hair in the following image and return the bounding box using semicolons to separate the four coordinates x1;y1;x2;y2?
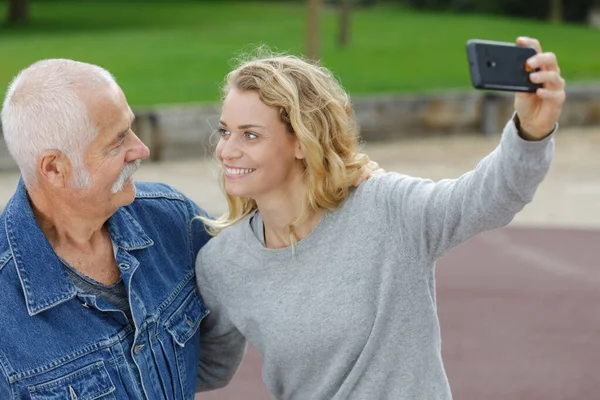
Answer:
112;159;141;193
1;59;116;187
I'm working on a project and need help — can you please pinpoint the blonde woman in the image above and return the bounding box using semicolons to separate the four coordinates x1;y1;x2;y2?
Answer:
195;37;565;399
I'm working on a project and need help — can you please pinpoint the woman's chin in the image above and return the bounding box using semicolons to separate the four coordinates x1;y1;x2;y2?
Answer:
224;184;251;199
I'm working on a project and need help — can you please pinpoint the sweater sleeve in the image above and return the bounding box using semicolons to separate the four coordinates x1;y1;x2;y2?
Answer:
194;249;247;392
374;116;555;261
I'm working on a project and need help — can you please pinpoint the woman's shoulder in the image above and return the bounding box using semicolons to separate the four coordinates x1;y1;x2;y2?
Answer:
352;171;424;199
340;172;432;218
199;215;252;262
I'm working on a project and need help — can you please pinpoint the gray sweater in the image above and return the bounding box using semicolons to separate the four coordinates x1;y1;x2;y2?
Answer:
195;119;554;400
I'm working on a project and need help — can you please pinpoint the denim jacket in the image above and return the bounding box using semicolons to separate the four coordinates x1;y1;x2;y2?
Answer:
0;179;245;399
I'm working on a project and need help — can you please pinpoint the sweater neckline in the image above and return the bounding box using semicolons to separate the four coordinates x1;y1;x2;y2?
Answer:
244;209;331;259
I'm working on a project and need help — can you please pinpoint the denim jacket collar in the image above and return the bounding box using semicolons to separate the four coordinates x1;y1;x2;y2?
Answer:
5;179;154;316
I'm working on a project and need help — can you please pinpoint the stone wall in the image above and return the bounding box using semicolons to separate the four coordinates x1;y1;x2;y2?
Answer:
0;85;598;170
354;85;600;141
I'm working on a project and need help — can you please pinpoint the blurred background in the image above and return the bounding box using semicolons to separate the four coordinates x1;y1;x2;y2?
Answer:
0;0;599;399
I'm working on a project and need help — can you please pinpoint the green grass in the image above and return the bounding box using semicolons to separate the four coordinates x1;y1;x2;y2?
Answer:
0;1;599;107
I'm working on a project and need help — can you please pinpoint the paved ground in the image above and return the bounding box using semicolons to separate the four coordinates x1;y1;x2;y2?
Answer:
0;126;597;399
437;226;600;400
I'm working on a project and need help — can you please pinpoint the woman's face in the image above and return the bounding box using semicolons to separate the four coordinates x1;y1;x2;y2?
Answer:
216;88;305;202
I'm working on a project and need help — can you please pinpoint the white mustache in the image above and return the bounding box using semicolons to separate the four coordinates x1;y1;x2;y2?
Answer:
112;159;141;193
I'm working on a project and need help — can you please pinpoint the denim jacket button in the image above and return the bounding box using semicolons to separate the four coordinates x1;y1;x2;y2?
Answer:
69;385;78;400
185;315;195;329
133;344;145;355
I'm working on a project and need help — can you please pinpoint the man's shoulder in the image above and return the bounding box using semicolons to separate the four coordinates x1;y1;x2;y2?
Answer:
126;181;202;224
0;209;11;259
126;182;211;243
133;181;187;202
0;211;14;289
0;247;11;274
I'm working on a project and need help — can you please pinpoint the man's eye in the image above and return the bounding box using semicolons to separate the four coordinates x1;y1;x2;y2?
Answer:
115;131;128;146
111;137;126;152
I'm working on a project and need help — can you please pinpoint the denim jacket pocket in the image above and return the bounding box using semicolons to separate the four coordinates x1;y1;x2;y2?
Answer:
164;289;209;399
27;360;116;400
165;289;209;347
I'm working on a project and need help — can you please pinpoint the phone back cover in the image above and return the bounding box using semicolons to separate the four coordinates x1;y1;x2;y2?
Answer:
467;40;541;92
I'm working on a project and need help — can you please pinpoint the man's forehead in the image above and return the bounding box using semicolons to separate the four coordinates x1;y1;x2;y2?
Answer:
83;86;131;128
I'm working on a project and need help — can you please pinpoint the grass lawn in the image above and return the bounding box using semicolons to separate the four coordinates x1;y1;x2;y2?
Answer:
0;0;599;107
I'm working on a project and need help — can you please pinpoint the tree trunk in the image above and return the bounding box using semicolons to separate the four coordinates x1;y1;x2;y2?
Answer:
549;0;562;22
589;5;600;29
306;0;321;61
338;0;351;47
6;0;30;25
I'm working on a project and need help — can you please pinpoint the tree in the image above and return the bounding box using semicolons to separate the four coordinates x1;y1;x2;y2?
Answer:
306;0;322;61
338;0;352;47
590;0;600;28
6;0;30;25
549;0;563;22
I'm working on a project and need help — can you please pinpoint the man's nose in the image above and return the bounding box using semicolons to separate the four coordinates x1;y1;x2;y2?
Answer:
127;131;150;162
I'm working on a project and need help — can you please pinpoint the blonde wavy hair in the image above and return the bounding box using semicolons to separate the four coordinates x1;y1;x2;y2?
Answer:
202;49;370;238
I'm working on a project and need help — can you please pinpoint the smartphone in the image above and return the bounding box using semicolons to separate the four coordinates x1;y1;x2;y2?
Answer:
466;39;542;93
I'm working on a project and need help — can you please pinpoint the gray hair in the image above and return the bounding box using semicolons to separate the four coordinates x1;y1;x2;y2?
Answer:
1;59;116;186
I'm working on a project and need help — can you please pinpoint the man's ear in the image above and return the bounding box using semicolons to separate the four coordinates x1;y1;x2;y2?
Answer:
38;150;71;188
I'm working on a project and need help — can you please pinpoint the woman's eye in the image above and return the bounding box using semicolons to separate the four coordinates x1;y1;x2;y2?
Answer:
218;128;230;137
244;132;258;140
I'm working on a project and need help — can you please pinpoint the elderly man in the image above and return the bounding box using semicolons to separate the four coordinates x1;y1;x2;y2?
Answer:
0;59;245;399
